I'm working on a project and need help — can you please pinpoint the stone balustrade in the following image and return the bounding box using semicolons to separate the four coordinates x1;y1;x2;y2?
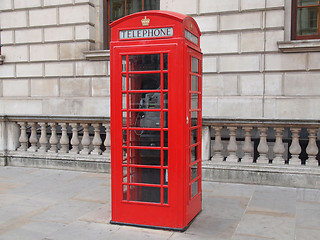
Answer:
0;116;110;172
202;118;320;167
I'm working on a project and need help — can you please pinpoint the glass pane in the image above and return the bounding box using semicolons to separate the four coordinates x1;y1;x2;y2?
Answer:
123;148;127;164
130;167;161;184
122;74;127;90
123;130;127;146
129;111;161;128
123;167;127;182
191;75;198;91
191;94;198;109
163;53;168;70
130;185;160;203
191;163;198;181
163;187;168;204
129;54;161;71
123;185;127;200
128;149;161;165
129;73;161;90
191;129;198;145
122;55;126;72
110;0;125;21
130;130;161;147
163;169;168;185
163;111;168;128
191;57;199;73
191;180;198;199
191;146;197;163
163;73;168;89
297;7;319;35
129;93;161;109
191;111;198;127
144;0;160;10
127;0;142;15
164;150;168;166
298;0;319;6
163;92;168;109
163;131;168;147
122;111;127;127
122;94;127;109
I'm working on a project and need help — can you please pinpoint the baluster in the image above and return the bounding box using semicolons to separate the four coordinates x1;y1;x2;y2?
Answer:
17;122;28;151
49;123;58;153
70;123;80;154
103;123;111;156
226;126;238;163
273;128;285;165
80;123;91;154
27;122;38;152
289;128;301;165
59;123;69;154
241;127;253;163
38;122;48;153
306;128;319;166
211;126;223;162
201;126;211;161
91;123;102;155
257;127;269;164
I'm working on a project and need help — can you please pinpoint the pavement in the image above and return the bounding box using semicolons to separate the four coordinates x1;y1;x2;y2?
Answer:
1;167;320;240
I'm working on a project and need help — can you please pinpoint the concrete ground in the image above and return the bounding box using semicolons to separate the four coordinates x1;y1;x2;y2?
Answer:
1;167;320;240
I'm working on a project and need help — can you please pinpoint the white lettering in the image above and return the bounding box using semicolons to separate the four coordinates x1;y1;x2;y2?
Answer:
119;27;174;40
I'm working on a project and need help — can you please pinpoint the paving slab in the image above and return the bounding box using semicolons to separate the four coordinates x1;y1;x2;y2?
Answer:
1;166;320;240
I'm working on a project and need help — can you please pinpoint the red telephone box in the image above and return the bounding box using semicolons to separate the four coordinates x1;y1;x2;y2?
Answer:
110;10;202;231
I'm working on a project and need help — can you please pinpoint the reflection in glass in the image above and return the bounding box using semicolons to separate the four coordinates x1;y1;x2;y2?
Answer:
122;130;127;146
129;93;161;109
129;54;161;71
191;111;198;127
122;111;127;127
122;55;126;72
191;146;197;163
130;167;161;184
129;73;161;90
191;180;198;199
191;75;198;91
163;111;168;128
191;163;198;181
123;185;127;200
191;129;198;145
163;53;168;70
163;169;168;185
129;130;161;147
297;7;319;36
122;74;126;90
145;0;160;10
163;131;168;147
191;57;199;73
128;149;161;165
123;167;127;182
129;111;161;128
163;73;168;89
110;0;125;21
163;92;168;109
191;94;198;109
122;148;127;164
130;186;161;203
163;187;168;204
164;150;168;166
298;0;319;6
127;0;142;15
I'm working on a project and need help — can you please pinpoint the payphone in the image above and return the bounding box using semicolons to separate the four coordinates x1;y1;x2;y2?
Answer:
110;10;202;231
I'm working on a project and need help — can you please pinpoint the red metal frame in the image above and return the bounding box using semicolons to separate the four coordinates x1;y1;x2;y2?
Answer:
110;10;202;231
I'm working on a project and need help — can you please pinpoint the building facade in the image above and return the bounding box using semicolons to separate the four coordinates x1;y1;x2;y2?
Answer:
0;0;320;188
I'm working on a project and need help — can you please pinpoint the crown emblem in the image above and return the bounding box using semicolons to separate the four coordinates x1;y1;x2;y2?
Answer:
141;16;150;26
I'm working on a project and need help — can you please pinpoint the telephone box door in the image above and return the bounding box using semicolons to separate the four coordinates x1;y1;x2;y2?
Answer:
111;44;186;229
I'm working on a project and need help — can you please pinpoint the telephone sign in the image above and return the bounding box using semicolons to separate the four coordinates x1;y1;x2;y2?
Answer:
110;10;203;231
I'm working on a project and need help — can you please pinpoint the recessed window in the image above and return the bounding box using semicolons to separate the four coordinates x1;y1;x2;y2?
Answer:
104;0;160;49
292;0;320;40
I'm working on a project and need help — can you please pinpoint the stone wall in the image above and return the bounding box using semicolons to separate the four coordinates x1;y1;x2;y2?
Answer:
0;0;109;116
0;0;320;120
162;0;320;120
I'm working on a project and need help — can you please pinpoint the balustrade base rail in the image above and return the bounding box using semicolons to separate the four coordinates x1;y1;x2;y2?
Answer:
202;161;320;189
1;151;111;173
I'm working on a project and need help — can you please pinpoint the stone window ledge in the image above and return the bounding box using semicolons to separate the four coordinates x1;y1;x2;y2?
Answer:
278;40;320;53
83;50;110;61
0;55;5;65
